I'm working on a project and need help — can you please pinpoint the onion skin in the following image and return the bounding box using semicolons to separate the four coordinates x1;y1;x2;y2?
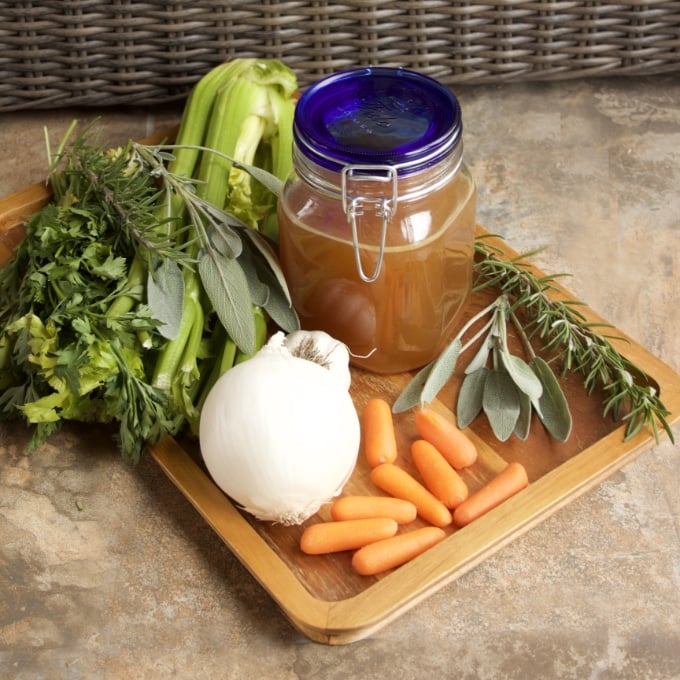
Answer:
199;339;360;525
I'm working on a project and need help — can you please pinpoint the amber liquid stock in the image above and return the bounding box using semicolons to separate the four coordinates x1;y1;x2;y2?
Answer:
278;172;476;373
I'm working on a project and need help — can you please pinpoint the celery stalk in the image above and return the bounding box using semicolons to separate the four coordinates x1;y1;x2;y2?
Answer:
196;75;270;214
151;58;298;431
165;59;257;227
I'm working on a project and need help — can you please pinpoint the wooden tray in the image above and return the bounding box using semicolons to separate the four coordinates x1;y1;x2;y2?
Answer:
2;151;679;646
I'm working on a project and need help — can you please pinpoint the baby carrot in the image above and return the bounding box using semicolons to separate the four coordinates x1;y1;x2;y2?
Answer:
411;439;469;509
363;397;398;467
370;463;452;528
453;461;529;527
352;526;447;576
300;517;398;555
330;495;418;524
414;406;478;469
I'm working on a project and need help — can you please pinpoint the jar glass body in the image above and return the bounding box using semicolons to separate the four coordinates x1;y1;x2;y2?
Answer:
278;153;476;373
278;67;477;374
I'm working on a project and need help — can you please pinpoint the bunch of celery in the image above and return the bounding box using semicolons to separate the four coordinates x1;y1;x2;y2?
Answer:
0;59;300;462
138;58;300;437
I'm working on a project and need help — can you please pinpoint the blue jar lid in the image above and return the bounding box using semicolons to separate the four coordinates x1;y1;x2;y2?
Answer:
293;67;462;175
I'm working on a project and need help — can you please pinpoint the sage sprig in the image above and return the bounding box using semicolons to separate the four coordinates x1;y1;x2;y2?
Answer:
131;142;298;351
393;233;674;446
474;235;673;444
393;295;573;443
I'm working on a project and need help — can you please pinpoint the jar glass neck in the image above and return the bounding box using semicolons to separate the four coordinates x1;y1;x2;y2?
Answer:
292;142;464;202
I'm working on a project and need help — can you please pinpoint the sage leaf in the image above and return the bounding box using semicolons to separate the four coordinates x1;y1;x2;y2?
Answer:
457;367;489;429
239;228;299;332
465;334;492;374
242;228;294;307
499;349;543;401
531;356;573;442
198;249;256;355
204;214;243;258
483;368;521;441
392;361;435;413
233;159;284;197
421;337;463;404
146;258;184;340
259;269;299;332
237;247;269;307
514;389;532;441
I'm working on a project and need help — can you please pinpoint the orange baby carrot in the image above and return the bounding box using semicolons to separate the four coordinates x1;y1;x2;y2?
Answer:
330;495;418;524
414;406;478;469
453;461;529;527
352;526;447;576
363;397;398;467
300;517;398;555
370;463;452;528
411;439;469;509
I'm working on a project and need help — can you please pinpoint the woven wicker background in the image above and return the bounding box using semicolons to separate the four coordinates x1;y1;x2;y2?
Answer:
1;1;679;111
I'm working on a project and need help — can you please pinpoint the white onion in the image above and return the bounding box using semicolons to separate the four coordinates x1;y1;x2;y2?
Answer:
199;331;360;525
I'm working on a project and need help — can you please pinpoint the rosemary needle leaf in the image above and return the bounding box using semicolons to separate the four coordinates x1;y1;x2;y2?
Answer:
483;368;521;442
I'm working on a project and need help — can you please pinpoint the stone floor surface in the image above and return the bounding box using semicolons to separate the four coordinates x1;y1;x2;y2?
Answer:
1;74;679;679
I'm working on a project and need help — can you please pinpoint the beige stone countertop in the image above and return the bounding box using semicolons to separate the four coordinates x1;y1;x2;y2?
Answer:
1;75;679;679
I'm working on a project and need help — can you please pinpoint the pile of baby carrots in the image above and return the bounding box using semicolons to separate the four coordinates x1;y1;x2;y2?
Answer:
299;398;529;576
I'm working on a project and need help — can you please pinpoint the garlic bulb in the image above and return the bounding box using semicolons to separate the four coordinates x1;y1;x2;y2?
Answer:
282;329;352;391
199;331;360;525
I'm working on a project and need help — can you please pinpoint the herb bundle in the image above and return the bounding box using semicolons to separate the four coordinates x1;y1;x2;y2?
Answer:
0;59;301;463
394;234;674;445
0;125;178;458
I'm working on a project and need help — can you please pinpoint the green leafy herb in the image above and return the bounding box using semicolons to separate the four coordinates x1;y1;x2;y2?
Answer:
483;368;522;441
530;356;572;442
132;140;299;354
0;126;177;461
147;258;185;340
394;233;673;446
514;388;533;441
457;367;488;429
395;292;573;443
474;235;673;444
0;59;302;462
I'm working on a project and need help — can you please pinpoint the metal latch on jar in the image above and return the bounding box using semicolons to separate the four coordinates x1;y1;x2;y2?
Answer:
341;165;398;283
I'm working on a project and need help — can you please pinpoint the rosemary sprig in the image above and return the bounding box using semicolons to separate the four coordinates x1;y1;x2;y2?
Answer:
472;234;674;444
394;233;674;445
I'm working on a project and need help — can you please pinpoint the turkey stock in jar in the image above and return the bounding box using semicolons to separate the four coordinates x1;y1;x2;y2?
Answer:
278;67;476;374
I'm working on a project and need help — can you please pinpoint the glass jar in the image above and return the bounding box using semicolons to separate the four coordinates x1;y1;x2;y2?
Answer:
278;67;476;374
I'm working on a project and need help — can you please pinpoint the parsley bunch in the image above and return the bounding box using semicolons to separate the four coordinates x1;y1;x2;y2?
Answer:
0;124;179;461
0;60;301;464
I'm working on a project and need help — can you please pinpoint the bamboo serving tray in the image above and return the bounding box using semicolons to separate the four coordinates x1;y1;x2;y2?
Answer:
2;147;679;646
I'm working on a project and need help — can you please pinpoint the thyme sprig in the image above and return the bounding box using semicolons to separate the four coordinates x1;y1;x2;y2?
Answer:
472;234;674;444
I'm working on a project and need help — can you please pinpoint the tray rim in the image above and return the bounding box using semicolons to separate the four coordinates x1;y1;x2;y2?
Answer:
149;389;676;644
147;228;680;644
2;142;679;646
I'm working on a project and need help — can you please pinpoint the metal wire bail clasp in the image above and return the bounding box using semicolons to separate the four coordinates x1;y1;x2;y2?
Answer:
341;164;398;283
